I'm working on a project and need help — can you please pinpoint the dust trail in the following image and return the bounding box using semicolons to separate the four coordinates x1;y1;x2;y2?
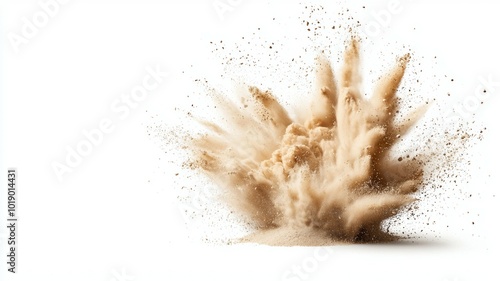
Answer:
189;39;427;245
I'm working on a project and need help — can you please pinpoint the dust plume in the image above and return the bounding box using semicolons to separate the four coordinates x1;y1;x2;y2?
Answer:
189;39;428;245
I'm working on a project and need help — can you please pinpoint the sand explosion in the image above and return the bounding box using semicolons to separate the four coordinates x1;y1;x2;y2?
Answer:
189;39;428;245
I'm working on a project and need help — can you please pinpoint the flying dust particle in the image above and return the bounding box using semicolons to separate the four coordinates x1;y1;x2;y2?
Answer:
151;6;483;246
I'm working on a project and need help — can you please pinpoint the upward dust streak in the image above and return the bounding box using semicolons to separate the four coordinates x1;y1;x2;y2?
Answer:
191;40;426;244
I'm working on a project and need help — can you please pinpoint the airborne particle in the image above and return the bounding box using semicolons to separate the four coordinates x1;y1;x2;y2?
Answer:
188;39;429;245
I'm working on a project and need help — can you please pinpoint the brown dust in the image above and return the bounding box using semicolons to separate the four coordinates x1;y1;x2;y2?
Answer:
188;39;431;246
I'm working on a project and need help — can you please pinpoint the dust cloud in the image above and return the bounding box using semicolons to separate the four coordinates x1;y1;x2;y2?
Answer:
187;39;431;245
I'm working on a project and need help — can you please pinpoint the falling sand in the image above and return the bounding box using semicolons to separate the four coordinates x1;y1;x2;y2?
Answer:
188;39;430;245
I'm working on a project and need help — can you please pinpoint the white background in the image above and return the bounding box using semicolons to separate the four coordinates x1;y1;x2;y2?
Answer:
1;0;500;280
